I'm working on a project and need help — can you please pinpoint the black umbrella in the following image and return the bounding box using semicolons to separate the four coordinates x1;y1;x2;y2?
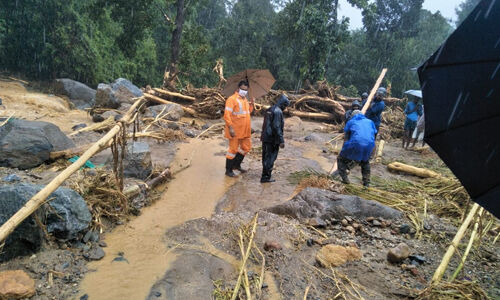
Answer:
418;0;500;218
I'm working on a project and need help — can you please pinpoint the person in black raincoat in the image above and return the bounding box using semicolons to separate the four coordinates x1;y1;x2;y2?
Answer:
344;100;361;123
260;94;290;183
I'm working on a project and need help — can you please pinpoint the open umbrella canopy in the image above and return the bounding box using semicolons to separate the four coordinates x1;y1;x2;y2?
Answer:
404;90;422;98
418;0;500;218
223;69;276;100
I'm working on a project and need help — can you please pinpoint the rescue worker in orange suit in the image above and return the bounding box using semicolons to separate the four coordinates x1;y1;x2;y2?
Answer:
224;80;254;177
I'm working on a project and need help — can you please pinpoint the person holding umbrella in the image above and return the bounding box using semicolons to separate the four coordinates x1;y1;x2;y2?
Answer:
224;80;254;177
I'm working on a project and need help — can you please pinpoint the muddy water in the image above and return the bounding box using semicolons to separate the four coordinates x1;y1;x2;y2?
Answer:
79;138;236;300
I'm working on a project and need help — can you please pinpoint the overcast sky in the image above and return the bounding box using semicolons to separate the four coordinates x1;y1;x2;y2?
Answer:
339;0;466;30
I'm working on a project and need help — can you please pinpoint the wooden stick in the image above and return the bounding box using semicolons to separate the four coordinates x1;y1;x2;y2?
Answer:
449;207;484;282
329;68;387;175
152;88;196;101
0;98;145;244
231;213;259;300
432;203;480;283
123;167;171;199
375;140;385;163
144;93;197;116
0;112;15;127
387;162;440;178
69;116;115;136
303;285;311;300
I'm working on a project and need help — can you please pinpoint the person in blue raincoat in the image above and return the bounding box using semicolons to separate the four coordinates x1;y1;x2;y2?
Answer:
337;110;377;186
260;94;290;183
361;87;386;133
402;97;423;149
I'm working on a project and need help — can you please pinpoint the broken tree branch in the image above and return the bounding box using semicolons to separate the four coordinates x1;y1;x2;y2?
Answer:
153;88;196;101
144;93;197;116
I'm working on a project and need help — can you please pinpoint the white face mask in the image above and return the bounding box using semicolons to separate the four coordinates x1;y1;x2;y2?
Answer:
238;89;248;97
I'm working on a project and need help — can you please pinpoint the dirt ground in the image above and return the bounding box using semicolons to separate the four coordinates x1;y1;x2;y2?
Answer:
0;79;498;300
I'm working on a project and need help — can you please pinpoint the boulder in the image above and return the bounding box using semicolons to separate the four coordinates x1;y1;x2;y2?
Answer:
148;103;184;121
0;119;75;169
0;270;35;299
284;116;303;132
267;187;403;222
304;133;324;142
95;78;142;109
123;142;152;180
54;78;96;109
316;245;362;267
0;184;91;261
102;110;121;120
387;243;411;264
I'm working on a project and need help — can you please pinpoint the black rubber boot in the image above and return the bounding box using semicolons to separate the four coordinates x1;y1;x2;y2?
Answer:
233;153;247;173
225;158;237;177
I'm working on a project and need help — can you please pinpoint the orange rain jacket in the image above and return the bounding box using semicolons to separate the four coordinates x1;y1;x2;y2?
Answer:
224;92;253;139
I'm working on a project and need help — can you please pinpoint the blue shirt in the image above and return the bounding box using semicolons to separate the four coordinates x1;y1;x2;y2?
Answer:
362;99;385;129
404;102;423;122
340;114;377;162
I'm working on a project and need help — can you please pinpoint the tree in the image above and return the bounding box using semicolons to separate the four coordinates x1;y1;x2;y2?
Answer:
455;0;481;26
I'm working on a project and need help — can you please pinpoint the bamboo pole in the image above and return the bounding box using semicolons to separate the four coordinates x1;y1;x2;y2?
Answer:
375;139;385;163
144;93;197;116
449;207;484;282
387;161;440;178
0;98;146;244
432;203;480;283
152;88;196;101
329;68;387;175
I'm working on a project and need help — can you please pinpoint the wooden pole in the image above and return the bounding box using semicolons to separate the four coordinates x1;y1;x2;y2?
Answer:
152;88;196;101
449;207;484;282
0;98;145;244
329;68;388;175
144;93;197;116
432;203;480;283
375;140;385;163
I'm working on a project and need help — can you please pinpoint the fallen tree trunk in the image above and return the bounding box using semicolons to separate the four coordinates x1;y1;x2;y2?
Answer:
288;109;335;122
152;88;196;101
49;143;106;160
387;162;440;178
293;95;345;116
144;93;197;116
0;97;146;244
123;167;171;199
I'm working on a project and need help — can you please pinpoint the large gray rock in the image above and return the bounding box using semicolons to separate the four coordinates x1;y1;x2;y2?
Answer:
123;142;152;180
0;184;91;261
0;119;75;169
267;187;403;221
95;78;143;108
148;103;184;121
54;78;96;109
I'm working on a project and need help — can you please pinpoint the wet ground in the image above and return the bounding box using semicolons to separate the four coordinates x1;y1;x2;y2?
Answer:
1;80;498;299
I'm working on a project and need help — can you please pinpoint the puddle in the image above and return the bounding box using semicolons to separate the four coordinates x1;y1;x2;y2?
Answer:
79;138;236;299
302;147;333;173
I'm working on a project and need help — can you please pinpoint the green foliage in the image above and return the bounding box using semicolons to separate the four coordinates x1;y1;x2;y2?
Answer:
0;0;455;96
455;0;481;26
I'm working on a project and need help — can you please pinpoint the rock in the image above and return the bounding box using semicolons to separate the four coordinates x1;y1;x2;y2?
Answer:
0;119;75;169
80;294;89;300
284;116;303;132
149;104;184;121
0;270;36;299
345;226;355;234
251;120;262;134
183;129;196;138
372;220;381;226
366;217;375;222
352;223;360;230
102;110;120;119
399;224;411;234
54;79;96;109
71;123;87;131
119;103;132;112
2;174;21;182
95;78;142;109
264;241;282;251
304;133;323;142
315;245;362;267
268;188;403;222
83;246;105;261
306;239;314;247
308;217;327;228
341;219;349;226
345;216;353;222
409;255;426;264
387;243;411;264
0;183;91;261
98;241;107;248
167;122;180;130
123;142;152;180
92;114;105;123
